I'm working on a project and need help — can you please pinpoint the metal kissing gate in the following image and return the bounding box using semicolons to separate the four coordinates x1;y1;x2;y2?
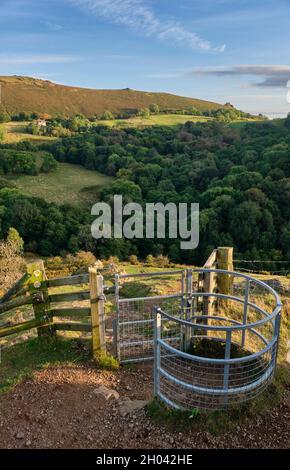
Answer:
113;267;282;410
154;268;282;410
114;270;187;363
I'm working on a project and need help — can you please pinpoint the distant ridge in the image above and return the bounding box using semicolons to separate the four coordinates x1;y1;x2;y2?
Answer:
0;75;228;117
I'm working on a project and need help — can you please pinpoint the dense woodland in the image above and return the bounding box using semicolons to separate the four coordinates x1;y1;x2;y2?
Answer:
0;117;290;267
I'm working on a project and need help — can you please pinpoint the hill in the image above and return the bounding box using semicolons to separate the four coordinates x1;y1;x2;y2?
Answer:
0;76;228;118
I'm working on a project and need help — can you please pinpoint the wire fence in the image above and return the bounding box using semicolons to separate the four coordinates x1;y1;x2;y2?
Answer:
234;259;290;276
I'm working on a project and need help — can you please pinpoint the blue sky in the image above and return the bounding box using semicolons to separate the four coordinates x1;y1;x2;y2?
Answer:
0;0;290;115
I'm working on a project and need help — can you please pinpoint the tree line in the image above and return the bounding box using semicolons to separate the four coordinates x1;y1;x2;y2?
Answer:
0;118;289;266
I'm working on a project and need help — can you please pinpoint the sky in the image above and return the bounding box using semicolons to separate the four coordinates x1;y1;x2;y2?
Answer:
0;0;290;116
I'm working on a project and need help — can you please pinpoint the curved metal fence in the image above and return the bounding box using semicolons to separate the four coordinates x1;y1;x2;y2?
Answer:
154;268;282;410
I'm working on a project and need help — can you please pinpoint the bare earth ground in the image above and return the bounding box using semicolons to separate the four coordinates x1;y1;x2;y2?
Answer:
0;363;289;449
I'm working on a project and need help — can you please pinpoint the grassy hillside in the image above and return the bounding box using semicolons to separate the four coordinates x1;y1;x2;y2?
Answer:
10;162;113;205
98;114;212;127
1;116;211;143
0;76;228;117
2;121;56;144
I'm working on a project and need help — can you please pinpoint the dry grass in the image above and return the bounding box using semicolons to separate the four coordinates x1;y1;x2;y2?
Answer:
0;76;226;117
98;114;211;128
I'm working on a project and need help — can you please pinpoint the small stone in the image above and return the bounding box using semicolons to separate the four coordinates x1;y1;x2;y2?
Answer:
16;432;25;440
93;385;120;401
118;398;150;417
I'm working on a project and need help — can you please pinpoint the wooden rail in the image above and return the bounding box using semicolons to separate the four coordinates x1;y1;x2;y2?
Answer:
0;266;105;359
0;316;51;338
49;291;90;303
55;322;92;332
50;307;91;317
47;274;89;288
0;249;233;361
0;273;29;304
0;295;32;316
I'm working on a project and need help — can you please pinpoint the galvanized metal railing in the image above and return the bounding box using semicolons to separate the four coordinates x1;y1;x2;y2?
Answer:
114;270;186;363
154;268;282;410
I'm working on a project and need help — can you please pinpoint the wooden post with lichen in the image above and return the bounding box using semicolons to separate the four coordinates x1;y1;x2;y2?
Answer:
200;250;217;335
203;271;215;317
27;260;54;337
89;267;106;359
203;249;218;319
216;247;234;296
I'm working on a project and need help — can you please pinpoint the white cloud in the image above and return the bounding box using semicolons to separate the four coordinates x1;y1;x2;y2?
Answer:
147;72;181;79
69;0;225;52
42;21;64;32
0;55;76;64
188;65;290;87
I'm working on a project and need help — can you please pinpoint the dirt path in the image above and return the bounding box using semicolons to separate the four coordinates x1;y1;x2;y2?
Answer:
0;363;289;449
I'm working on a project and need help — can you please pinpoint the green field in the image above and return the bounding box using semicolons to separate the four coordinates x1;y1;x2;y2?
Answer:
1;121;56;144
11;162;113;205
98;114;260;129
98;114;212;128
229;119;260;129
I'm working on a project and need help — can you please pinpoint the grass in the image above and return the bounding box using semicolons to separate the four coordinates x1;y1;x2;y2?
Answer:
10;162;114;205
119;281;152;299
0;336;90;395
0;259;288;434
95;351;119;371
0;75;227;117
187;337;250;359
229;119;264;129
98;114;211;128
2;121;55;144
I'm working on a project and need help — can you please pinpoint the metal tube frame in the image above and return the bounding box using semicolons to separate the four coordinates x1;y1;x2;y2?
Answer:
154;268;282;410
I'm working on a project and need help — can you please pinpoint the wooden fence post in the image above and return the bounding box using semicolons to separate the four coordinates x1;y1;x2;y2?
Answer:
27;260;54;337
216;247;234;296
89;267;106;359
202;249;218;334
203;271;215;317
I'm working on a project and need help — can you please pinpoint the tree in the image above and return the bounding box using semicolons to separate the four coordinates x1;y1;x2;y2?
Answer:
101;110;114;120
0;228;25;293
138;108;150;118
0;125;5;143
27;123;41;135
129;254;138;265
40;153;58;173
146;255;154;265
188;106;200;116
0;109;10;123
284;114;290;130
149;104;159;114
18;112;28;122
7;227;24;253
102;179;142;203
